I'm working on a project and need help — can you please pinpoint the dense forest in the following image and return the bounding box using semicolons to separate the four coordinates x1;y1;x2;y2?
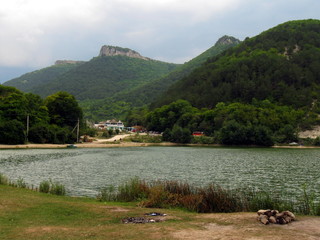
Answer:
0;85;83;144
126;98;320;146
80;36;240;121
153;20;320;111
3;62;83;93
3;37;239;121
126;20;320;146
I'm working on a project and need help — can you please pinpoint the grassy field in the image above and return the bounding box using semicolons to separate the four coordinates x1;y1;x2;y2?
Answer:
1;185;320;240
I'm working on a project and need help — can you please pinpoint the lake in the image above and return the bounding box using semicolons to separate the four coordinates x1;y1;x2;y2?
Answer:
0;146;319;199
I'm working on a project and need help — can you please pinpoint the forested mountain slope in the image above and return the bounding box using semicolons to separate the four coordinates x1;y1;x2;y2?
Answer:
153;19;320;110
3;61;83;93
3;47;179;100
116;36;240;106
81;36;240;120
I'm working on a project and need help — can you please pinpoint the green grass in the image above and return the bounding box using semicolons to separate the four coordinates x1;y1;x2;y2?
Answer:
1;184;320;240
0;185;194;240
123;134;162;143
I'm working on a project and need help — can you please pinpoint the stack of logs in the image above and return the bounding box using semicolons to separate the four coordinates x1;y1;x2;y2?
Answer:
257;209;296;225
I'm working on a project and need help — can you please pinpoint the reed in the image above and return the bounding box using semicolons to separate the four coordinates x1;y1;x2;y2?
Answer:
39;180;66;196
0;173;9;185
98;178;320;215
39;180;51;193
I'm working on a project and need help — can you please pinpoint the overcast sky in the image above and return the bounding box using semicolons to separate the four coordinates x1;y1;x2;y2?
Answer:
1;0;319;83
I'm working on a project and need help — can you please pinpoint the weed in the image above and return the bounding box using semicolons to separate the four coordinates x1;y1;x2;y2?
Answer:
39;180;51;193
0;173;8;185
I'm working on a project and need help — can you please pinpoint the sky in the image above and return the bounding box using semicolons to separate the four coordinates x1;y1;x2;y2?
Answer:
0;0;319;83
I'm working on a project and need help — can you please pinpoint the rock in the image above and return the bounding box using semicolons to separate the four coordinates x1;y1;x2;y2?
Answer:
257;209;270;216
284;216;292;223
269;216;277;224
283;211;296;221
258;215;269;225
257;209;296;225
277;217;287;224
99;45;150;61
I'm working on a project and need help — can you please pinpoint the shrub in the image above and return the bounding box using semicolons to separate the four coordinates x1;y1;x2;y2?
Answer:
191;136;215;144
50;182;66;196
0;120;25;144
197;184;244;213
16;177;27;188
171;125;191;143
39;180;66;196
39;180;50;193
0;173;8;185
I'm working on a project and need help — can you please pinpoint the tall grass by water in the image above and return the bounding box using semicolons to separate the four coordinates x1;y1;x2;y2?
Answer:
0;173;66;196
1;173;319;215
97;177;320;216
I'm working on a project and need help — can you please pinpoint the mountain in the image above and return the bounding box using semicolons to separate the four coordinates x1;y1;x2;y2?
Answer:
152;19;320;110
80;36;240;120
3;46;179;100
116;35;240;107
2;61;84;92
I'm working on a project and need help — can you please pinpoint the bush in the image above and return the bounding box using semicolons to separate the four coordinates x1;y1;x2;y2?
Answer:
0;173;9;185
313;137;320;146
16;177;27;188
28;124;53;143
39;180;51;193
125;134;162;143
171;125;191;143
191;136;215;144
162;128;172;142
0;120;25;144
39;180;66;196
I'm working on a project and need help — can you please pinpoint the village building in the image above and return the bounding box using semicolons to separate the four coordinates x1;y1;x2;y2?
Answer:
95;119;125;131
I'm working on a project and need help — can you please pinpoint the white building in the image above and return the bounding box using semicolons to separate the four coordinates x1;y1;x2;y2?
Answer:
95;119;125;131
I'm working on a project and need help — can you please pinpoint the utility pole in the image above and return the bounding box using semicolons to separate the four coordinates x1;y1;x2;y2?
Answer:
77;118;80;143
26;114;29;143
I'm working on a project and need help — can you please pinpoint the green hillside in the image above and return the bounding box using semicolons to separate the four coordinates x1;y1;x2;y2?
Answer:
81;36;240;120
117;36;240;107
3;62;83;92
3;46;179;101
153;19;320;110
23;56;178;100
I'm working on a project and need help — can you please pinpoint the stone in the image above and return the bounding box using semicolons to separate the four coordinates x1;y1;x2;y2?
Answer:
283;211;296;221
269;216;277;224
99;45;150;61
258;215;269;225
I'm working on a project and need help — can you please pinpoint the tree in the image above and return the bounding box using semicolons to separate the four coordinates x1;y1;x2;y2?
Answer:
171;125;192;143
0;120;25;144
45;91;83;128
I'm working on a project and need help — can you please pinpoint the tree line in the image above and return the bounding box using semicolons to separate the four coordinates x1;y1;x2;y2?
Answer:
126;99;318;146
0;85;83;144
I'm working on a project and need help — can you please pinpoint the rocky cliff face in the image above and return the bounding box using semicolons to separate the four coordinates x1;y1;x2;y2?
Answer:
215;35;241;46
99;45;150;61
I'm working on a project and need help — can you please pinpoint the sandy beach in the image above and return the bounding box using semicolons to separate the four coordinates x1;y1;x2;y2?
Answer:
0;134;319;149
0;134;179;149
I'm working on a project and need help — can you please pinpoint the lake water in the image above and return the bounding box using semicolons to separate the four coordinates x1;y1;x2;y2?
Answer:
0;146;320;199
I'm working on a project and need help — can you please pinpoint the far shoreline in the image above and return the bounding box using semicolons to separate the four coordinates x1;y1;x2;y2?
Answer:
0;142;320;149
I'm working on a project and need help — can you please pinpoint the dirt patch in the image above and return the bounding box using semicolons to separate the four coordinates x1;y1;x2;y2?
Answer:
171;213;320;240
25;226;75;234
101;206;130;212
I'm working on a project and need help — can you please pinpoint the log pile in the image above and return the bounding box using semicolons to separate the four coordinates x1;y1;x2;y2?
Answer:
257;209;296;225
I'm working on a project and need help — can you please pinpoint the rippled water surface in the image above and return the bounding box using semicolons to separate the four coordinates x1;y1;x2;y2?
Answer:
0;147;320;198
